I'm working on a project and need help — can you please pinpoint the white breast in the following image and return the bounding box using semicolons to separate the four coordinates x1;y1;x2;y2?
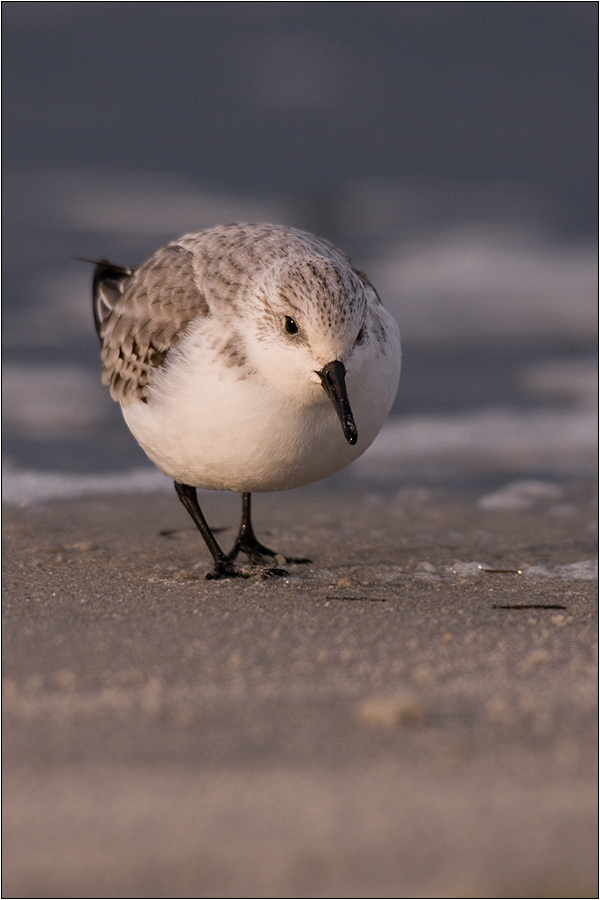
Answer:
122;316;400;492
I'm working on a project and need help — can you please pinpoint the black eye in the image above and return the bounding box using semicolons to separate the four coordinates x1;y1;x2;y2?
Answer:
284;316;298;335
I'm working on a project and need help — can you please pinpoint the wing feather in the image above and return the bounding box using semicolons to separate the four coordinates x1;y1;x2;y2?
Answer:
96;245;208;403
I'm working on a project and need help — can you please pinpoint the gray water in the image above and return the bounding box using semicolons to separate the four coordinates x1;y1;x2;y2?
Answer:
2;6;597;496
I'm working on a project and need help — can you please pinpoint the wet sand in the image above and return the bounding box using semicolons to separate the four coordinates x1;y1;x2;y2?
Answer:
2;480;598;898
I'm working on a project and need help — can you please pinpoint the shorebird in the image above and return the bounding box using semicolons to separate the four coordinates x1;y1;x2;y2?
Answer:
90;224;401;578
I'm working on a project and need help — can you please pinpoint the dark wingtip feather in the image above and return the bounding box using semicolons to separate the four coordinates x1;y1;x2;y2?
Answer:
76;257;134;339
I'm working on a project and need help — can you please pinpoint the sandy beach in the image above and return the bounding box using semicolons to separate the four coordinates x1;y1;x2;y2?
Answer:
3;7;598;898
2;479;597;898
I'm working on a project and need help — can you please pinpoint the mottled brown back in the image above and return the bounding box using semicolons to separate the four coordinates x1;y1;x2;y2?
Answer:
96;244;208;403
94;224;378;405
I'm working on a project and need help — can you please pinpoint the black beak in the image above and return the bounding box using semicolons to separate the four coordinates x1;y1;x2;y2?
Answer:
317;360;358;445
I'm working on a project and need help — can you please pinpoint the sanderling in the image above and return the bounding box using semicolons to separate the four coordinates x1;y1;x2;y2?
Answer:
90;223;401;578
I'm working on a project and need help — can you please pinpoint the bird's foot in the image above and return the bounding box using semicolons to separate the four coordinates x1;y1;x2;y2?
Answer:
205;558;289;580
205;558;246;580
256;565;290;579
227;534;311;567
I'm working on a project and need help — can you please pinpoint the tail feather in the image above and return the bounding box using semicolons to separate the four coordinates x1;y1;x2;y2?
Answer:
76;257;135;339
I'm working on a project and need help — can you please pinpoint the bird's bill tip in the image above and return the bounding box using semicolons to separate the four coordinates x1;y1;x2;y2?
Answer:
317;359;358;446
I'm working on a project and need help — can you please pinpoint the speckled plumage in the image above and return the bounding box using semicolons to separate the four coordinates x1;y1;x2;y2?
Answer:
97;225;385;402
92;223;401;577
96;244;207;402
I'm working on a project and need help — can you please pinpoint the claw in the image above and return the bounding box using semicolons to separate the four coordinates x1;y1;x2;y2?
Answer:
205;560;246;580
263;567;289;578
205;562;290;580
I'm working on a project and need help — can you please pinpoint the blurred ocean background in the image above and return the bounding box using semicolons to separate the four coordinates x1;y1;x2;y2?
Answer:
2;3;597;502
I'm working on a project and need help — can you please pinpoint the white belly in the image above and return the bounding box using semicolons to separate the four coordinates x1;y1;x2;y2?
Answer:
122;336;399;492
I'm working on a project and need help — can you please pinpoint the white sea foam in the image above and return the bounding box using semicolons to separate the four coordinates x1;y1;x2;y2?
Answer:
478;480;565;511
522;560;598;581
8;169;290;237
413;559;598;582
353;407;597;478
5;170;598;347
522;359;598;409
2;462;171;505
371;228;597;342
3;175;597;502
3;401;597;504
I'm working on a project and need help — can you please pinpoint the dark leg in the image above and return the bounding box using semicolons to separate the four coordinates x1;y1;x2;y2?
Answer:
174;482;241;579
227;492;311;566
